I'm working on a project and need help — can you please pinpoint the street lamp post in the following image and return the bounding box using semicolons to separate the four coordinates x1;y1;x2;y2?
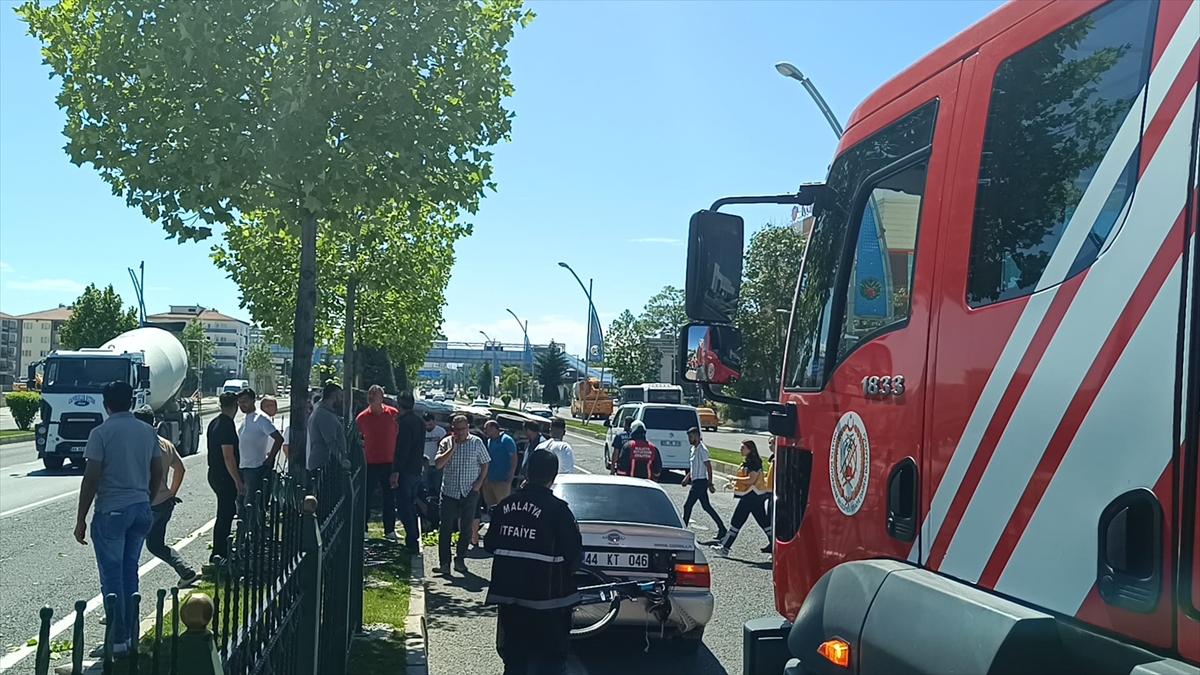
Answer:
557;262;606;424
774;61;844;139
506;309;531;410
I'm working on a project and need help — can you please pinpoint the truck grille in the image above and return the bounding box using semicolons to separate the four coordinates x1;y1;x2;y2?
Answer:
58;415;103;441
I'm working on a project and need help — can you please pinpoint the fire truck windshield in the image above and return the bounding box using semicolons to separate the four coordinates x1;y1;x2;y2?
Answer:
43;357;132;393
785;100;938;390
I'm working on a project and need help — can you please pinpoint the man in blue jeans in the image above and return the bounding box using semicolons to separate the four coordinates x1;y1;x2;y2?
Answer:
74;381;163;658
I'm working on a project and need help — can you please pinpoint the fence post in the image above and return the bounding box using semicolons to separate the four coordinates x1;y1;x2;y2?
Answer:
34;606;52;675
71;600;85;675
296;495;323;675
349;455;365;635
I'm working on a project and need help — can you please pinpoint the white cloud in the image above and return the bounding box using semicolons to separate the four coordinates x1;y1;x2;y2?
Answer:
0;261;11;274
6;278;86;293
628;237;683;245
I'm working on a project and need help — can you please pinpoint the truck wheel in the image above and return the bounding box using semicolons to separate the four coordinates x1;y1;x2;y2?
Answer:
70;457;86;470
43;456;65;471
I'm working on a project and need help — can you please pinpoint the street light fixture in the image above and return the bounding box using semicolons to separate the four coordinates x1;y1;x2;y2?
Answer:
558;261;606;424
774;61;844;139
506;308;531;410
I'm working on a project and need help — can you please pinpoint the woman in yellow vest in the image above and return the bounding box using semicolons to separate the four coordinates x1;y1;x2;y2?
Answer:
711;440;771;556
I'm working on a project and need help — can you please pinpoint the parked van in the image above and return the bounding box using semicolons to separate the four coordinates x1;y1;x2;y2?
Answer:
221;379;250;395
604;403;700;471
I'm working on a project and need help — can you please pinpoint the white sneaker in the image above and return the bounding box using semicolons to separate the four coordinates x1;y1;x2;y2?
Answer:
384;532;400;542
709;544;730;557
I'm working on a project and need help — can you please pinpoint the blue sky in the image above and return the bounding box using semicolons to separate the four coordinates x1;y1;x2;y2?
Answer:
0;0;1002;357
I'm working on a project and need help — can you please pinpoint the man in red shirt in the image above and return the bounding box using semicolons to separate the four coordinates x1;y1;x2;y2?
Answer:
357;385;400;541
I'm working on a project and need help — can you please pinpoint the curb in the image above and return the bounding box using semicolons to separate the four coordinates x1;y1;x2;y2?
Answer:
0;433;33;445
406;550;429;675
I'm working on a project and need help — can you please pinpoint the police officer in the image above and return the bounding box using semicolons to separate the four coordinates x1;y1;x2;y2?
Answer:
484;450;582;675
613;421;662;480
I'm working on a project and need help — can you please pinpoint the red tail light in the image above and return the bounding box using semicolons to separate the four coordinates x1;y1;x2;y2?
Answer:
674;563;711;588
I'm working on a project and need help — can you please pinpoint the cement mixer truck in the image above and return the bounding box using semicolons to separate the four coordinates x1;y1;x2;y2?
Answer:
30;327;202;470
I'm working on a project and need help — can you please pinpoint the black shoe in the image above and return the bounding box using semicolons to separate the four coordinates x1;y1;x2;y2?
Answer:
438;562;451;576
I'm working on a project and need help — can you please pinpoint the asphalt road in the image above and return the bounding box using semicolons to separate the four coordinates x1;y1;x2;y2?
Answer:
0;406;289;674
423;430;777;675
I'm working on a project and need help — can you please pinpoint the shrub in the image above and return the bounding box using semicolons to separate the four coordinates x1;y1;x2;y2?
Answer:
500;393;512;408
7;392;41;431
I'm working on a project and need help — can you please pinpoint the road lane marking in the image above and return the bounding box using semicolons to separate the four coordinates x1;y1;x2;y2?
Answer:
0;517;216;672
0;489;81;519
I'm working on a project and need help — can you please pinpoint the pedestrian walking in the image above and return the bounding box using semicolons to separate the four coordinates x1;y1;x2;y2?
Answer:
136;406;199;586
306;383;345;472
711;439;771;556
485;450;582;675
74;382;163;657
535;418;575;474
207;392;243;562
357;385;400;541
476;420;518;545
433;414;489;576
612;421;661;480
236;388;283;504
518;420;545;478
390;391;426;551
681;427;726;542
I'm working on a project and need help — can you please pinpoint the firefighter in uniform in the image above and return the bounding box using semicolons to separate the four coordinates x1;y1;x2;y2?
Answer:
484;450;583;675
613;421;662;480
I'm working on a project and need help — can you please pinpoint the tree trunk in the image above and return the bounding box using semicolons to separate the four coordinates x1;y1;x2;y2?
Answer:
343;276;357;421
289;209;319;483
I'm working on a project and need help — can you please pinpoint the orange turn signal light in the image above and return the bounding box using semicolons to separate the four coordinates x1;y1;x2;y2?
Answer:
817;638;850;668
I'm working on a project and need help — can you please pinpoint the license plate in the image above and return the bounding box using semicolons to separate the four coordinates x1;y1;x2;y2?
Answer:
584;551;650;569
660;440;682;446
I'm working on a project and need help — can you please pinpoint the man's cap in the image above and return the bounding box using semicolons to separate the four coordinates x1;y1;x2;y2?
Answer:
630;421;647;434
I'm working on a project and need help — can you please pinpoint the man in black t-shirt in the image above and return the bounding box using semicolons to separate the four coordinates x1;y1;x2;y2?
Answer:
207;392;243;562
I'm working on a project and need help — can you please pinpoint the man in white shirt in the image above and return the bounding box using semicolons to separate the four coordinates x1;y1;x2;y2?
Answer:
681;427;725;541
536;418;574;474
421;412;448;507
236;388;283;504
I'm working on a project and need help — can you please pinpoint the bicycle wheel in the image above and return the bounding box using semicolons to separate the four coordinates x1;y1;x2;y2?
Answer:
571;567;622;639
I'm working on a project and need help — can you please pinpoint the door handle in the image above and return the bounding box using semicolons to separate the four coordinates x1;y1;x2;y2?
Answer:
1097;488;1163;614
886;458;918;543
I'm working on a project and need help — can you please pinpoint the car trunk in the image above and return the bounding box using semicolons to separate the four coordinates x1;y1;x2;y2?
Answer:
577;521;695;580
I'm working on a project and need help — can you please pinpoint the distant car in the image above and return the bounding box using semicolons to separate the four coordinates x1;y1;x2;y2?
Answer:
471;398;491;408
696;407;719;432
432;395;446;402
527;409;553;420
553;474;712;651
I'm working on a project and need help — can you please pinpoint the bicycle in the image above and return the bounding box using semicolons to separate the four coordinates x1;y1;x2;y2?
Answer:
569;565;674;640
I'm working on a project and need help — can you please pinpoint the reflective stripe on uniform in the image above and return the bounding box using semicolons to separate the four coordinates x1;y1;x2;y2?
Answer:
493;549;565;564
485;592;582;610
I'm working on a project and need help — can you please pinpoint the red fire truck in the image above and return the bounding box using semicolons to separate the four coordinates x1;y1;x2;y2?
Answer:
680;0;1200;672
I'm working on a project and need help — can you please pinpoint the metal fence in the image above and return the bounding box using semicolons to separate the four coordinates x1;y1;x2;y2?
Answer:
31;427;366;675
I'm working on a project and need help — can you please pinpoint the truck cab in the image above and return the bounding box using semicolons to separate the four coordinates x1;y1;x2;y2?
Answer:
680;0;1200;672
34;351;144;469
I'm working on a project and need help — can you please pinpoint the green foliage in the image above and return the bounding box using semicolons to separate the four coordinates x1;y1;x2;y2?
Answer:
604;310;659;387
181;319;215;368
245;342;275;392
500;393;512;408
7;392;41;431
536;342;568;405
478;363;493;397
358;345;396;393
732;224;807;400
638;286;686;338
57;284;138;350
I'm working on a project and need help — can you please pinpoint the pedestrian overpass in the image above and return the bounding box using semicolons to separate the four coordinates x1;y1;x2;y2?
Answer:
422;341;615;385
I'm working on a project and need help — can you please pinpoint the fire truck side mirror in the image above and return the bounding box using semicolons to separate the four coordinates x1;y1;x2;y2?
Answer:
685;210;744;324
679;324;743;385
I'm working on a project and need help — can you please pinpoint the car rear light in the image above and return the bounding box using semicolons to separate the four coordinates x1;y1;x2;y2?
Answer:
674;563;710;588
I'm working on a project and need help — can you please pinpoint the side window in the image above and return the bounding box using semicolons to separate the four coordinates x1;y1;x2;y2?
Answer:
966;0;1153;307
836;162;930;364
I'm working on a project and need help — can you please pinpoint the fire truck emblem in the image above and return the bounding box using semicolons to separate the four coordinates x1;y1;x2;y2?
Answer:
829;411;870;516
859;278;883;301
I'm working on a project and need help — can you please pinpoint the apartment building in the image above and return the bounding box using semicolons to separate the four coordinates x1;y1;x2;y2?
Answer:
147;305;250;376
16;306;73;375
0;312;20;388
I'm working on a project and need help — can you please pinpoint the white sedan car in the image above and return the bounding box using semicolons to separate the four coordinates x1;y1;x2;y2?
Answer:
552;474;714;651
